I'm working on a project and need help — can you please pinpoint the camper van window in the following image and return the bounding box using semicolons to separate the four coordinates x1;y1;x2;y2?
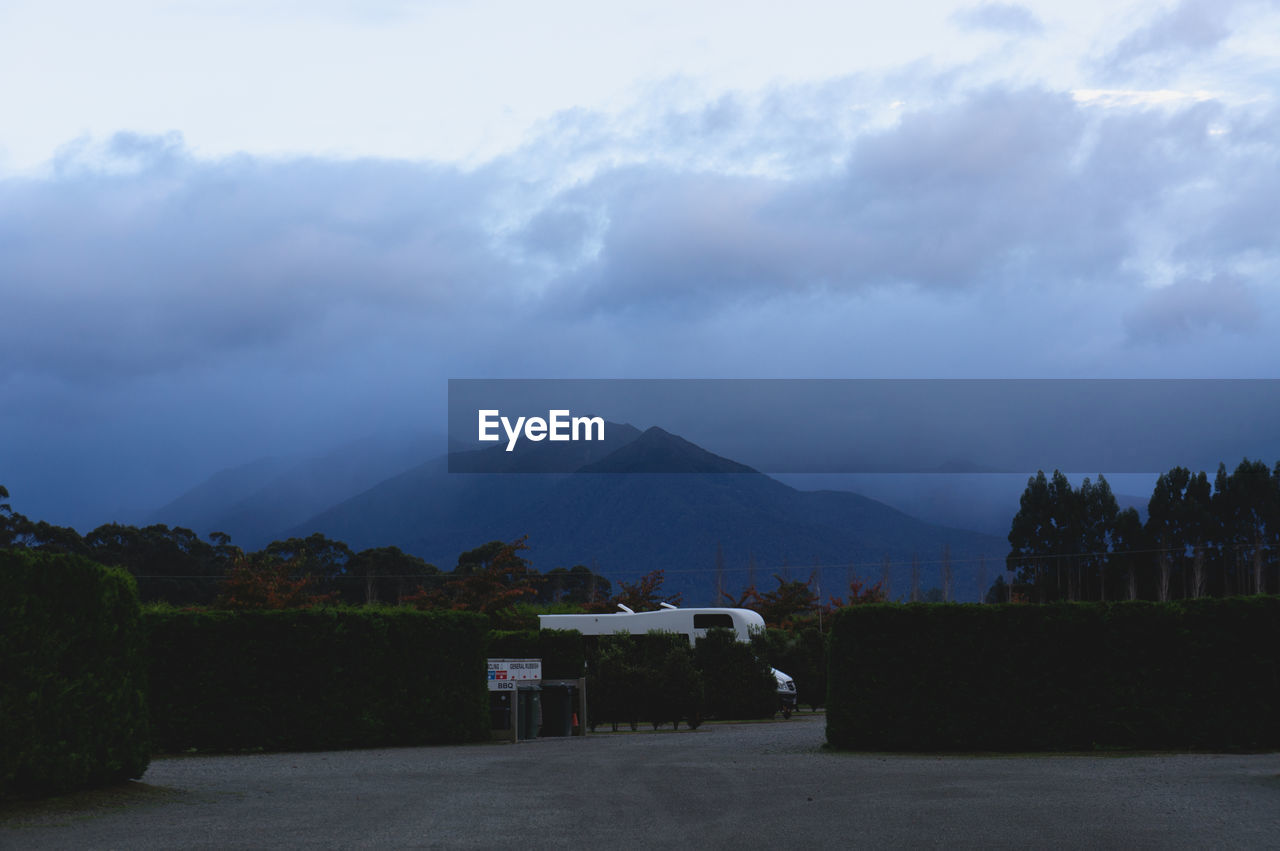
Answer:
693;613;734;629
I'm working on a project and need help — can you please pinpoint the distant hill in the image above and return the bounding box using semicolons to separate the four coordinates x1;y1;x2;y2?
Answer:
149;431;445;549
146;455;294;533
773;473;1150;537
289;426;1008;603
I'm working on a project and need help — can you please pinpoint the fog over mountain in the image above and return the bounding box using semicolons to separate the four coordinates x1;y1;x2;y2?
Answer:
147;425;1006;603
3;1;1278;530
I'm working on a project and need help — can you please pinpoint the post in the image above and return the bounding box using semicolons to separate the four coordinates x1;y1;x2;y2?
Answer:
576;676;589;735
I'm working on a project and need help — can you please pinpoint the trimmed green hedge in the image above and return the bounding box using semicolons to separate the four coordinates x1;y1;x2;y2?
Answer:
1;550;150;794
488;629;586;680
693;628;777;721
145;608;490;752
752;627;827;711
588;632;706;730
827;598;1280;751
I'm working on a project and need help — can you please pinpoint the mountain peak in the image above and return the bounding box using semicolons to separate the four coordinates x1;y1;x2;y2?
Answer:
576;426;760;474
446;421;643;473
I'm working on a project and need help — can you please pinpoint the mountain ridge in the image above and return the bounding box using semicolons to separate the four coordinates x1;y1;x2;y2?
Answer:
283;425;1006;602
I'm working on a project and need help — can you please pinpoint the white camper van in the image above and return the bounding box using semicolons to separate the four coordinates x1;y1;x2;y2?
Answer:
537;604;798;717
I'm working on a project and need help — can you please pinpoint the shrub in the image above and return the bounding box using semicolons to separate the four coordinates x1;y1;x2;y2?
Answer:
145;607;489;752
656;644;704;729
487;628;586;680
584;632;707;730
591;634;643;731
826;598;1280;751
694;628;777;720
751;627;826;711
1;550;150;794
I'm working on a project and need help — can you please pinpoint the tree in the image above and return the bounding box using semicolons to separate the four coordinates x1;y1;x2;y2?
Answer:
406;538;537;622
216;552;335;609
1146;467;1213;601
263;534;353;593
537;564;611;605
1078;476;1119;600
454;540;511;576
1009;470;1122;602
1211;459;1276;596
751;573;818;629
0;484;29;549
1007;471;1056;599
984;575;1010;604
827;576;886;609
1111;507;1145;600
601;569;681;613
84;523;228;605
347;546;438;605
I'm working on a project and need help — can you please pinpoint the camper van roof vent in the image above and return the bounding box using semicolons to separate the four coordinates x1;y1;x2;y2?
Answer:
658;602;678;610
616;603;635;614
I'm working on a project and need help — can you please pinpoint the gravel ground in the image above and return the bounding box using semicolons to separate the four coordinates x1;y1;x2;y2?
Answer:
4;714;1280;849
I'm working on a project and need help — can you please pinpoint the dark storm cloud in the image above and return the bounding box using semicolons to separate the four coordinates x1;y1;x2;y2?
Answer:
950;3;1044;35
0;134;511;383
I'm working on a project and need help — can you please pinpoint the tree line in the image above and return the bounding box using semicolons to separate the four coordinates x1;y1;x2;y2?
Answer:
1004;459;1280;602
0;484;621;622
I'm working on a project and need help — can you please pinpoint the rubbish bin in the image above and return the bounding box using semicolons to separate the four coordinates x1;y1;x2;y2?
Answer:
519;687;542;740
539;684;575;737
489;692;512;731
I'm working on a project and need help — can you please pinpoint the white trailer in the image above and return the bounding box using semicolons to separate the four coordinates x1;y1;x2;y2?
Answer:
537;604;798;716
538;603;765;644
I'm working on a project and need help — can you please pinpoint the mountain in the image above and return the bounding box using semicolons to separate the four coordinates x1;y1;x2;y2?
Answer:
773;473;1151;537
146;455;294;532
289;425;1007;603
287;422;645;558
149;431;445;549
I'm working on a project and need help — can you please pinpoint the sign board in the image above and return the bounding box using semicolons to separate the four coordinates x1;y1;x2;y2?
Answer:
487;658;541;691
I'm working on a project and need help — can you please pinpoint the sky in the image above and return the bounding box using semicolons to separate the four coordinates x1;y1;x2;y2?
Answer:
2;0;1279;528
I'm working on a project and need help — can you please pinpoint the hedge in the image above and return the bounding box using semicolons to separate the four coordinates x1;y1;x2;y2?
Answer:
693;628;777;722
826;598;1280;751
145;607;490;752
752;627;827;711
577;629;777;730
1;550;150;794
487;629;586;680
588;632;706;730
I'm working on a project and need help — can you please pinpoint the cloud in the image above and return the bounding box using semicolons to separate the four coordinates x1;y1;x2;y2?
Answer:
1101;0;1250;76
4;77;1280;526
0;134;514;383
950;3;1044;35
1124;276;1262;342
5;82;1277;391
522;86;1270;314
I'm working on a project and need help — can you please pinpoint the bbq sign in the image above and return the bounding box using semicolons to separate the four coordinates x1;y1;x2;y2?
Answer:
487;658;542;691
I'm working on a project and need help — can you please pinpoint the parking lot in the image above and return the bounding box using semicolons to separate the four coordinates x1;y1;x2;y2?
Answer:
5;714;1280;849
